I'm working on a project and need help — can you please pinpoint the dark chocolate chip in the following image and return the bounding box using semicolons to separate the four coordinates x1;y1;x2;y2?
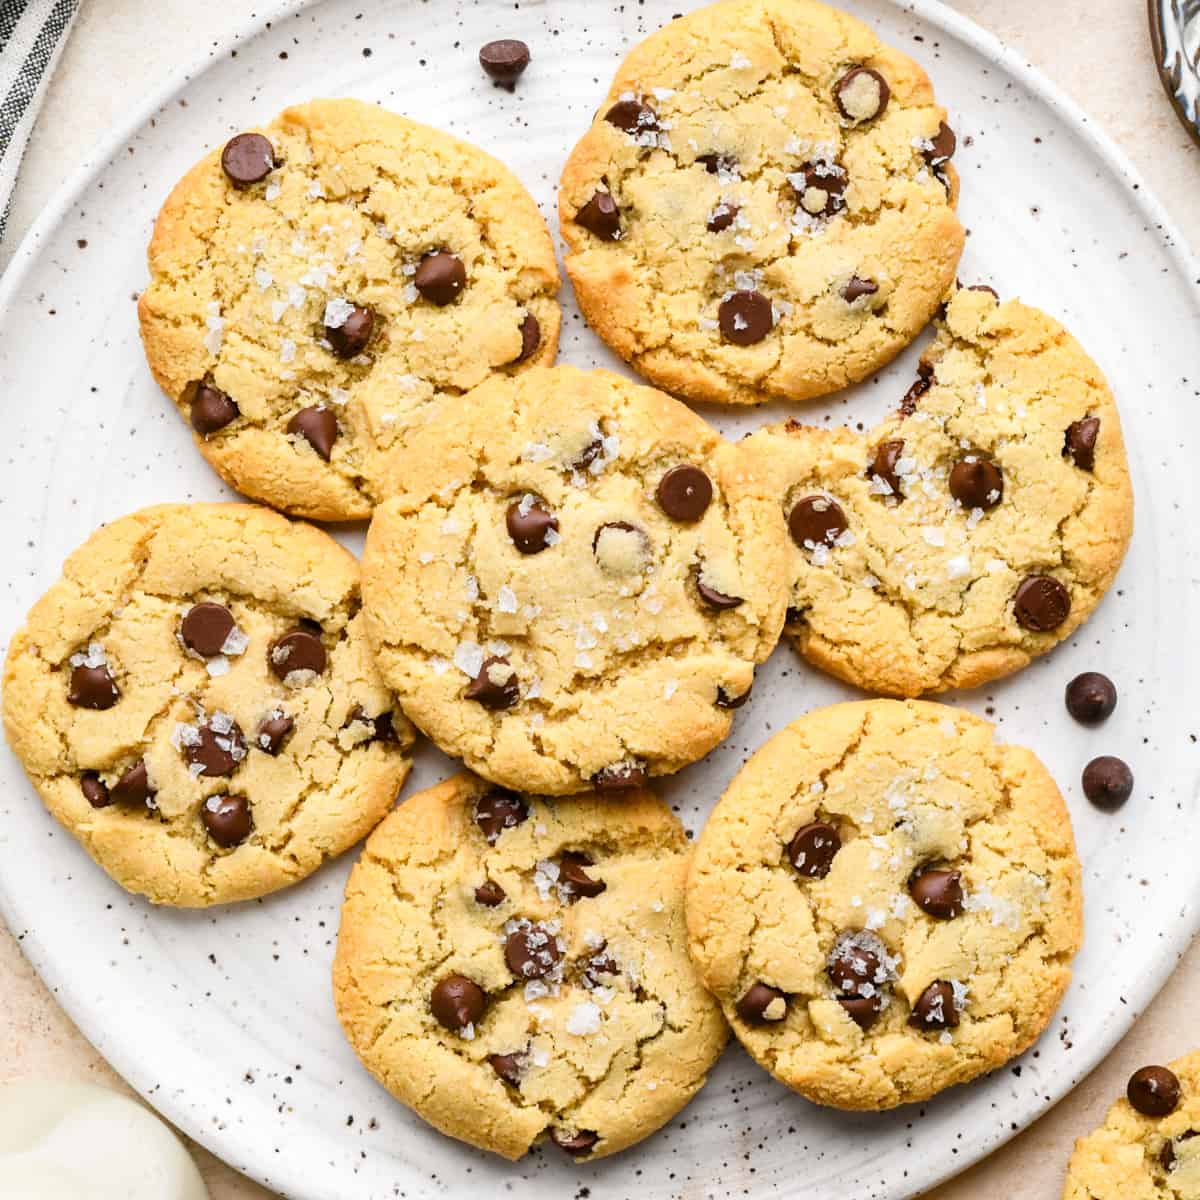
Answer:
574;190;622;241
909;980;960;1030
792;161;848;218
788;495;848;548
909;868;965;919
592;760;647;791
551;1129;599;1157
968;283;999;298
431;974;486;1032
181;602;235;658
1065;672;1117;725
707;202;740;232
582;948;620;987
201;794;252;848
868;439;906;501
478;39;530;88
506;498;558;554
505;923;563;979
843;275;878;303
1014;575;1071;632
111;760;155;809
900;365;934;416
287;406;337;460
474;790;528;842
68;663;119;710
839;994;883;1031
656;464;713;522
488;1051;525;1087
605;99;658;133
256;710;294;755
716;683;752;709
1127;1066;1181;1117
1082;756;1134;810
827;933;884;997
80;772;111;809
221;132;276;186
474;880;506;907
948;457;1004;509
1161;1131;1198;1171
834;67;890;123
558;851;606;901
787;821;841;879
325;304;374;358
188;382;239;436
718;290;773;345
736;982;788;1024
514;313;541;364
696;577;744;610
269;627;327;682
464;655;520;710
925;122;957;164
414;251;466;306
1064;416;1101;471
696;152;738;174
185;718;247;778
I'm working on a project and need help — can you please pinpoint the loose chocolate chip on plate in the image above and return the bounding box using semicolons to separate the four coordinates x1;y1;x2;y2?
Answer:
839;994;883;1031
464;655;520;710
716;683;752;709
1128;1066;1181;1117
558;851;606;901
788;495;848;548
924;121;957;165
696;577;744;610
868;440;906;501
1014;575;1071;632
707;202;740;233
909;980;960;1030
909;868;965;919
793;161;847;218
657;464;713;521
414;251;466;305
834;66;890;123
475;789;528;842
949;457;1004;509
256;710;295;756
221;132;275;186
68;663;119;710
605;98;657;133
592;760;647;791
431;974;487;1032
1064;416;1101;471
478;38;530;88
188;382;239;436
551;1129;599;1157
287;406;337;460
513;312;541;364
736;982;788;1024
475;880;506;907
788;821;841;879
1065;672;1117;724
843;275;878;304
181;602;235;658
506;498;558;554
80;772;111;809
718;289;774;345
269;627;327;683
1082;756;1134;810
202;794;252;848
186;718;247;778
506;923;563;979
111;760;155;809
325;304;374;358
827;933;883;996
488;1051;525;1087
574;189;621;241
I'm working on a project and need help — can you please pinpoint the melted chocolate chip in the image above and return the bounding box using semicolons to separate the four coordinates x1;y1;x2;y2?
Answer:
221;132;275;186
788;821;841;879
925;122;957;164
839;994;883;1031
909;980;960;1030
656;464;712;522
868;440;906;501
948;457;1004;509
558;851;606;901
431;974;486;1032
68;663;119;710
834;67;890;123
900;363;934;416
605;99;657;133
909;868;965;919
255;710;294;755
464;655;520;710
474;880;506;907
111;760;155;809
269;627;327;683
1082;756;1134;810
325;304;374;358
1065;672;1117;725
1128;1066;1181;1117
185;718;246;777
514;312;541;364
716;683;752;709
478;39;530;88
827;934;883;996
188;382;239;436
287;406;338;460
843;276;878;304
506;498;558;554
592;760;647;791
707;202;740;232
1014;575;1071;632
414;251;466;305
474;790;528;842
80;772;111;809
788;495;848;548
505;923;563;979
718;290;773;345
792;161;847;218
201;794;252;848
574;190;621;240
181;602;235;658
488;1051;526;1087
1064;416;1101;471
551;1129;599;1157
736;982;788;1024
696;576;745;610
696;152;738;175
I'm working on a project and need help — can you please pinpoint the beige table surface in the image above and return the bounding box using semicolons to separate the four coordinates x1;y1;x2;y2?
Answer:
1;1;1196;1197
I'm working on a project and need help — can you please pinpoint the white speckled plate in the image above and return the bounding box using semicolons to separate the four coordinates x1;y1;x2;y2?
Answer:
1;2;1197;1198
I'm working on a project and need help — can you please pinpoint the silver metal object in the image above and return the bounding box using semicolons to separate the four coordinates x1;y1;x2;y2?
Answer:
1150;0;1200;145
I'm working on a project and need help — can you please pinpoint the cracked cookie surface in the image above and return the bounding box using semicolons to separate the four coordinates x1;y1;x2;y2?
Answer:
332;772;727;1160
2;503;414;906
558;0;964;406
685;699;1082;1109
138;97;560;521
745;286;1134;696
1064;1050;1200;1199
360;364;788;794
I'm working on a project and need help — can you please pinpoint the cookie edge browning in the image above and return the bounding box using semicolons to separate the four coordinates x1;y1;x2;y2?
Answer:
557;0;964;406
137;97;562;522
684;699;1083;1109
332;772;729;1160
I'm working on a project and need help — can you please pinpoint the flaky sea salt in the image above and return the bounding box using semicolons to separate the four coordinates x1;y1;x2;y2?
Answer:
323;297;356;329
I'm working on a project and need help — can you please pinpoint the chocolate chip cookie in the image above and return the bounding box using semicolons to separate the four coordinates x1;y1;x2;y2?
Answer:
686;699;1082;1109
745;285;1134;695
2;504;414;906
360;364;788;795
332;773;727;1160
559;0;964;405
138;98;560;521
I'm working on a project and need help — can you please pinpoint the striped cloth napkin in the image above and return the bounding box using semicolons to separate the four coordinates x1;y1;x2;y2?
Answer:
0;0;81;242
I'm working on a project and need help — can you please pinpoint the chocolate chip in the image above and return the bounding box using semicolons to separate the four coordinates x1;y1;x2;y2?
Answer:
736;982;788;1024
718;290;774;345
287;406;337;460
414;251;466;305
221;132;275;186
787;821;841;879
843;276;878;303
325;304;374;358
592;760;647;791
900;364;934;416
605;99;657;133
464;655;519;710
551;1129;599;1157
474;880;506;907
792;161;847;218
373;712;402;744
909;980;959;1030
1014;575;1071;632
1064;416;1100;471
188;382;239;436
1161;1131;1198;1171
488;1051;525;1087
924;122;957;164
582;947;620;987
827;934;883;996
949;457;1004;509
80;772;111;809
574;189;621;241
867;440;906;501
592;521;648;575
111;760;155;809
839;994;883;1031
181;602;235;658
505;923;563;979
696;153;738;175
656;464;713;522
68;663;119;710
707;202;740;232
269;627;327;683
430;974;486;1032
968;283;999;298
572;438;605;471
1065;672;1117;724
256;710;294;755
201;794;252;848
506;498;558;554
909;868;965;919
478;39;530;88
834;66;890;123
788;495;848;549
474;790;528;842
696;577;744;610
716;683;752;709
558;851;606;901
1127;1066;1181;1117
514;312;541;364
1082;756;1134;810
185;718;247;777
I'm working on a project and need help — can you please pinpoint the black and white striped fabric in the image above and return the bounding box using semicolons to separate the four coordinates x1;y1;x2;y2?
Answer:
0;0;81;242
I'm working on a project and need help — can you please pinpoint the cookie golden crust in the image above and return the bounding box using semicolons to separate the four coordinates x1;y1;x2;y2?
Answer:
332;773;728;1161
1064;1051;1200;1199
745;286;1134;697
558;0;964;406
138;98;561;521
360;364;789;795
685;700;1083;1110
2;504;414;906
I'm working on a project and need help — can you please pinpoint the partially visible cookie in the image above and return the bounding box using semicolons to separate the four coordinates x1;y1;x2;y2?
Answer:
559;0;964;405
2;504;414;906
360;364;788;795
1064;1052;1200;1199
332;773;727;1161
744;286;1134;696
686;699;1082;1110
138;98;560;521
